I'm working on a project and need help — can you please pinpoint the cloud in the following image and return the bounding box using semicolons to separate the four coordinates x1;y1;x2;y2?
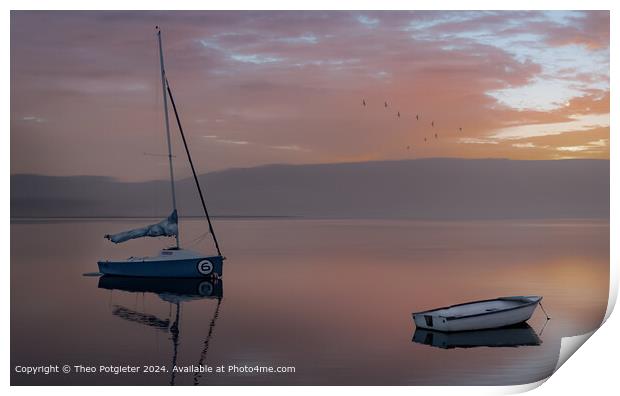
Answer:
512;142;536;148
589;138;608;147
557;138;609;153
556;145;590;152
490;113;609;140
276;34;319;44
458;138;499;145
20;116;46;123
542;11;610;50
230;53;284;64
216;139;249;145
511;142;552;150
270;144;310;152
357;15;379;27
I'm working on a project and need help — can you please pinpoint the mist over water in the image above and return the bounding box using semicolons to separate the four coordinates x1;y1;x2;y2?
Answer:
11;218;608;385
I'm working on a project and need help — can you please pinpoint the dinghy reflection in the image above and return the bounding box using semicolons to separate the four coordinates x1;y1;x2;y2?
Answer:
412;323;542;349
98;276;223;385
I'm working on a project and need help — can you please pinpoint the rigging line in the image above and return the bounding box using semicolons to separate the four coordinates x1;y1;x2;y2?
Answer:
165;78;223;256
187;229;211;248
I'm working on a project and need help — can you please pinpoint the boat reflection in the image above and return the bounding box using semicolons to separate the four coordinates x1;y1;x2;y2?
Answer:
98;276;223;300
412;323;542;349
98;276;223;385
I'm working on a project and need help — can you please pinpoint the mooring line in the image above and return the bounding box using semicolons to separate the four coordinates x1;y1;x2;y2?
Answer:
539;301;551;320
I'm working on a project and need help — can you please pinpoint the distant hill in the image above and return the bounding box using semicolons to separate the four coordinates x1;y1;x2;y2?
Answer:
10;158;609;219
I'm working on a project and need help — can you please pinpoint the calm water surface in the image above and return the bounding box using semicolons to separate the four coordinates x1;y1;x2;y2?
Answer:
11;219;609;385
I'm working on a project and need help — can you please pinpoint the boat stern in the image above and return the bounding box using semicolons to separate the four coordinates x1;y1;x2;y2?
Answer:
412;313;450;332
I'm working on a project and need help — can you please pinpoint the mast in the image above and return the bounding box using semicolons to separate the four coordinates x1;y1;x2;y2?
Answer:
156;27;179;249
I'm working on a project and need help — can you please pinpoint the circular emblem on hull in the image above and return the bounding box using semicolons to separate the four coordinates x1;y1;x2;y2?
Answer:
197;259;214;276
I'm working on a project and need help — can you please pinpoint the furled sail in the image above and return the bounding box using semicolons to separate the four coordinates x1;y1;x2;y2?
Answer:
105;210;178;244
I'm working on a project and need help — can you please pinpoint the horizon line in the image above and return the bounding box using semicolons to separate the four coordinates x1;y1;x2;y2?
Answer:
10;156;610;183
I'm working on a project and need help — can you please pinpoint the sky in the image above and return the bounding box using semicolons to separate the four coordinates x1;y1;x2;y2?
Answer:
10;11;610;181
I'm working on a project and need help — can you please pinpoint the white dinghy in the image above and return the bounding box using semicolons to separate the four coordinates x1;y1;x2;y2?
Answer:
412;296;543;332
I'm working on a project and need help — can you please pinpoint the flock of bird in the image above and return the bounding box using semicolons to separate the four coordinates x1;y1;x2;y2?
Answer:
361;98;463;150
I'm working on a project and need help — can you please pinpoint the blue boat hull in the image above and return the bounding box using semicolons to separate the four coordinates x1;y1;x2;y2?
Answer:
98;254;223;278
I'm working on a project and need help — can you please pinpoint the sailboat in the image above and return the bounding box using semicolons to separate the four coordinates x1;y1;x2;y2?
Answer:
98;27;224;278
